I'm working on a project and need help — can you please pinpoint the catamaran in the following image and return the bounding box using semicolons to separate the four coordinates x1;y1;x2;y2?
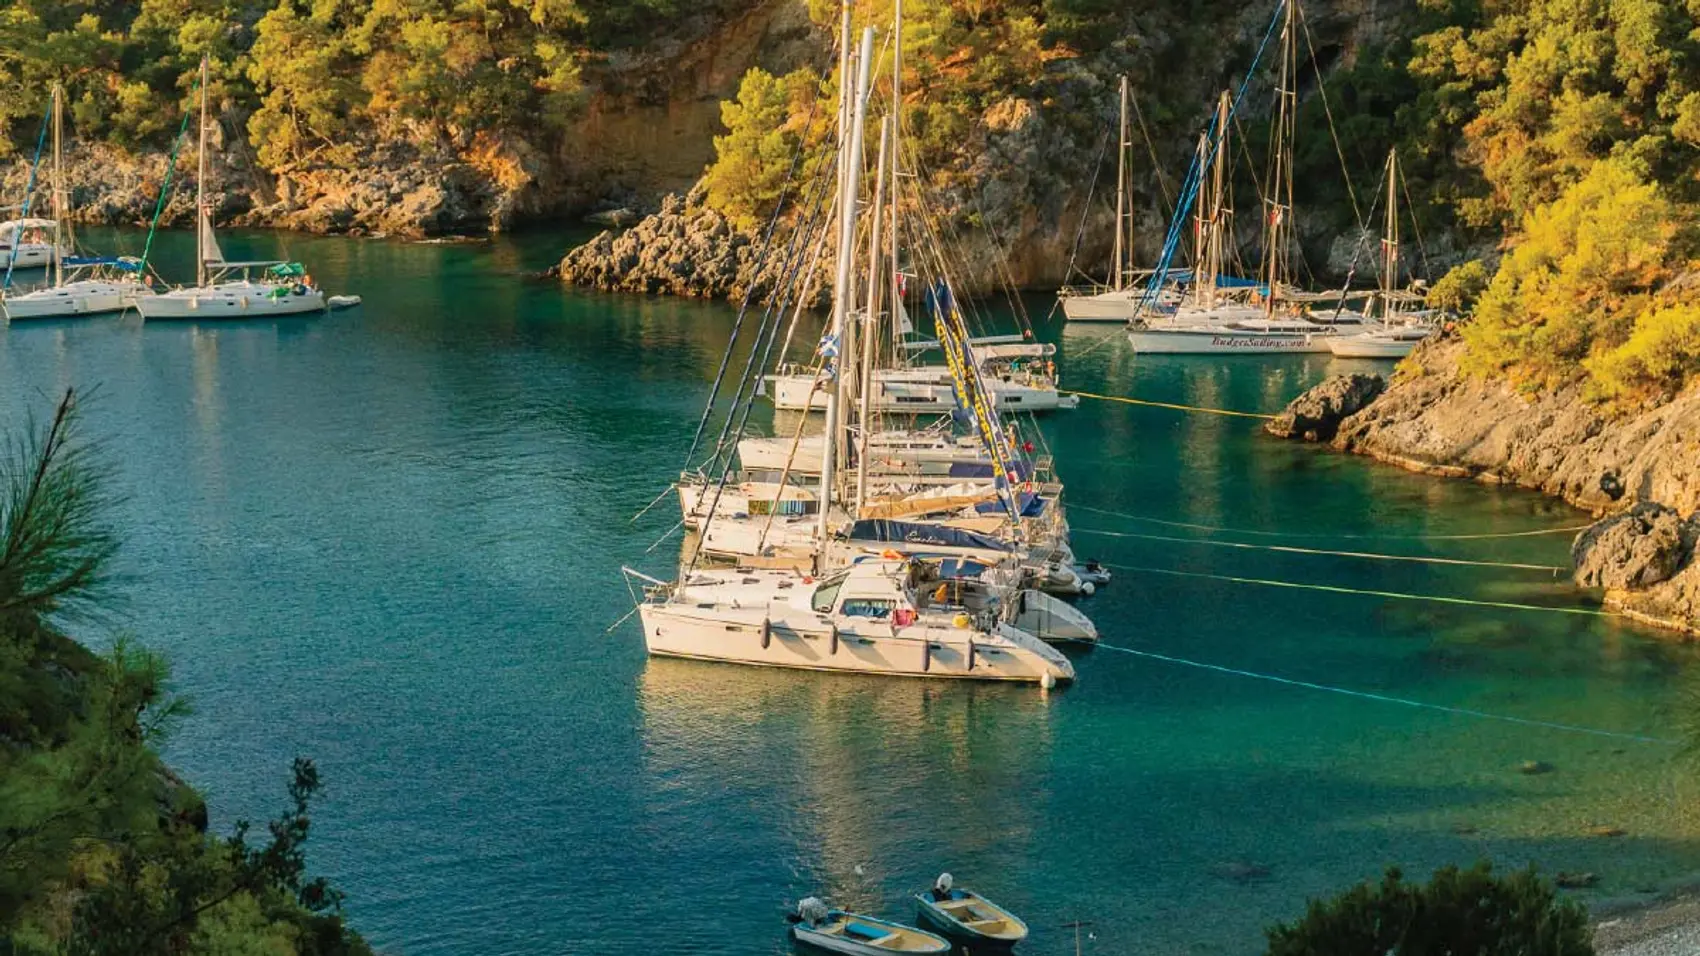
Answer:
135;58;330;320
625;15;1092;681
3;84;154;321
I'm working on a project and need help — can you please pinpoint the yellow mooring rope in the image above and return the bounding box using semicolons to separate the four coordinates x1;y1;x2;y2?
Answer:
1068;390;1276;420
1101;563;1610;617
1074;528;1568;574
1067;502;1594;542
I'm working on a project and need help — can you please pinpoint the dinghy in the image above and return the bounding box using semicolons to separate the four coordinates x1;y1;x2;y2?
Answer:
914;874;1029;947
790;897;949;954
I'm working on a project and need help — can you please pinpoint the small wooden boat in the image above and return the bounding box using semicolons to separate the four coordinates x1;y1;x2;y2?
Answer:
914;874;1029;947
790;898;949;954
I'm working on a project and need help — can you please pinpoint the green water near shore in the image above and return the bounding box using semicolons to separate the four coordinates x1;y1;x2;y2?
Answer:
2;227;1698;954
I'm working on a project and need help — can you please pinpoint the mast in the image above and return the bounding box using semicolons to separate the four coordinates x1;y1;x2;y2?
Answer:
50;82;63;289
1201;90;1230;310
818;26;875;547
888;0;903;371
196;55;209;289
1112;75;1130;291
856;115;891;514
1381;148;1399;319
1261;0;1298;318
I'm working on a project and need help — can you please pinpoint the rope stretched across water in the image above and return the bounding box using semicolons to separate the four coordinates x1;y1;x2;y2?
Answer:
1067;502;1593;542
1098;562;1609;618
1075;527;1568;573
1094;642;1676;745
1068;390;1276;420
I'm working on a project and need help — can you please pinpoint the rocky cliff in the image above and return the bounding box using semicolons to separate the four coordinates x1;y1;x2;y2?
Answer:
0;0;817;238
1269;337;1700;636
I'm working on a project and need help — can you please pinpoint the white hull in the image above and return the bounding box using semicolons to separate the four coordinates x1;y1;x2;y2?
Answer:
737;433;989;475
1128;326;1336;354
0;243;58;270
1060;290;1141;322
640;606;1070;683
135;282;327;319
3;280;151;320
767;371;1078;413
1326;330;1431;358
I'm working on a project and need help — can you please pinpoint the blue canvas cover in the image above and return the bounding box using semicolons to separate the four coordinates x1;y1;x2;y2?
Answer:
846;520;1015;553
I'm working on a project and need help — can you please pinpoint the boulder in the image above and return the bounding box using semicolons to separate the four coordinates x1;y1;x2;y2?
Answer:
1573;503;1697;591
1266;373;1387;441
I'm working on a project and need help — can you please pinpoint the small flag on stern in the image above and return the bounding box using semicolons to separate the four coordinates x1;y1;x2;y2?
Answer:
816;333;840;359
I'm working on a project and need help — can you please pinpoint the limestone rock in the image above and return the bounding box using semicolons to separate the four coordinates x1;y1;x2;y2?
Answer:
1266;373;1387;441
1571;504;1700;636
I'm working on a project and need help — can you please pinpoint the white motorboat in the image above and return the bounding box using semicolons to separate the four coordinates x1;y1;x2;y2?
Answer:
135;57;334;321
790;898;950;955
2;85;153;321
627;559;1075;684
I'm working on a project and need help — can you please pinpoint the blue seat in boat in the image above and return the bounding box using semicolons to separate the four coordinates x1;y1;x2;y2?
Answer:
846;922;893;942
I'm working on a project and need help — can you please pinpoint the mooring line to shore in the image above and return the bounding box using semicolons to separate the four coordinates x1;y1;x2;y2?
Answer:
1099;562;1610;617
1093;642;1677;744
1068;389;1277;420
1068;502;1593;542
1075;528;1568;573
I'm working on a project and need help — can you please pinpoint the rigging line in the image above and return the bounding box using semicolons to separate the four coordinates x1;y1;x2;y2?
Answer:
1094;643;1675;745
1398;160;1434;282
1068;389;1275;420
682;72;829;469
1073;527;1568;573
1127;84;1175;215
1062;130;1113;289
1296;0;1364;229
1319;160;1390;321
2;101;51;293
1066;501;1593;541
1097;561;1609;617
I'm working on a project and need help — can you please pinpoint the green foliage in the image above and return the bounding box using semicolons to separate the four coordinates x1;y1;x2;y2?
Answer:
1460;157;1690;388
1585;301;1700;403
703;68;831;230
0;390;368;955
1426;258;1490;313
1265;862;1595;955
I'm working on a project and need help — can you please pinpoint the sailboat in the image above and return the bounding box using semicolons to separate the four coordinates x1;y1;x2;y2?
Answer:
0;218;59;272
1327;149;1438;358
135;58;330;320
1127;1;1353;354
627;19;1080;684
3;84;154;321
1059;76;1165;323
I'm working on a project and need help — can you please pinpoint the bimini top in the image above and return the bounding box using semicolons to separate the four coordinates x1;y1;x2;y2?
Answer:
0;218;57;232
845;519;1015;554
64;256;142;272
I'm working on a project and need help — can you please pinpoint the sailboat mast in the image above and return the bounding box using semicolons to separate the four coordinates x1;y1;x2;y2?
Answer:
1203;91;1230;310
888;0;903;371
1112;75;1129;292
1262;0;1298;318
818;26;875;547
196;56;209;289
50;82;63;289
856;115;891;514
1382;149;1399;318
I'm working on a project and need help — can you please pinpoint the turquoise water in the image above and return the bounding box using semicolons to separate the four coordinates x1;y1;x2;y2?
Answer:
3;228;1699;955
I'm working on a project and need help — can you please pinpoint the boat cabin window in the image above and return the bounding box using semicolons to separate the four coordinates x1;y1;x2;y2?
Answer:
810;576;847;613
841;599;897;619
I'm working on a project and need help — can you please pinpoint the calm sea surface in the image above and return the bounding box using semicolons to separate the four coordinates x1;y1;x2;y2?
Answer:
3;228;1698;955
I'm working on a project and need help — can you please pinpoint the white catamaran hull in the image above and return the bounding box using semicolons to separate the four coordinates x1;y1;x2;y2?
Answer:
639;606;1073;683
767;372;1078;413
3;280;152;319
135;283;327;319
1128;326;1336;354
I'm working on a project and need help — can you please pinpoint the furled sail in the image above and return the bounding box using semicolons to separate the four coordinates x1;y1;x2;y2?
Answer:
198;206;224;264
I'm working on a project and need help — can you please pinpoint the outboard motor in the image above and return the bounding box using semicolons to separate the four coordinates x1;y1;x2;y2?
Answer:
792;897;830;926
931;872;954;901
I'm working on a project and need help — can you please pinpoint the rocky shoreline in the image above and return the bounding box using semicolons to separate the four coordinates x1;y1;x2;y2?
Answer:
1269;336;1700;637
